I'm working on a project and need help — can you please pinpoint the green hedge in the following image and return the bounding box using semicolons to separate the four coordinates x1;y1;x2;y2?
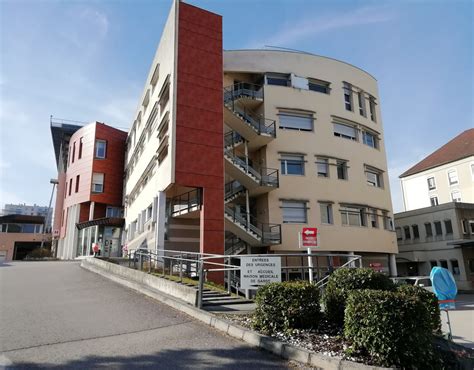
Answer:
252;281;321;334
322;268;394;327
344;289;438;368
396;284;441;334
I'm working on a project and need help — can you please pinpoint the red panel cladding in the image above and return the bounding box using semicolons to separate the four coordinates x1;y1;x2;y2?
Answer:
79;202;90;223
59;122;127;240
93;203;106;219
175;3;223;263
91;123;127;206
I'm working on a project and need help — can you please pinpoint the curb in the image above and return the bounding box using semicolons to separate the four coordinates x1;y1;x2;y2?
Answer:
81;259;393;370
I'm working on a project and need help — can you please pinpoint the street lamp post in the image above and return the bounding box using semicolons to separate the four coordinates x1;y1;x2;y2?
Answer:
40;178;59;250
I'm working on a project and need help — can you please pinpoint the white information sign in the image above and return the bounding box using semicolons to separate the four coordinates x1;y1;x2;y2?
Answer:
240;256;281;290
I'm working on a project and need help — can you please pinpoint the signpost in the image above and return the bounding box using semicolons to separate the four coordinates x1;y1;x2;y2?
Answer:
299;227;318;283
240;256;281;290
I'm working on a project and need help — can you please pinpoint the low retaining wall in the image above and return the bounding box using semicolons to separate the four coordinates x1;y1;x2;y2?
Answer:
81;257;198;305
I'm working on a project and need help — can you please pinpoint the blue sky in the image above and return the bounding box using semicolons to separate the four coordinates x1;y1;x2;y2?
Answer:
0;0;472;213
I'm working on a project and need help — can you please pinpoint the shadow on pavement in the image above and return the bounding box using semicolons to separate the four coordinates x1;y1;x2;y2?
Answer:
3;347;290;369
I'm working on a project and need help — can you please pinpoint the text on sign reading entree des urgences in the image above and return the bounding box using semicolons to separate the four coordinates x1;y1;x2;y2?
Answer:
243;257;280;279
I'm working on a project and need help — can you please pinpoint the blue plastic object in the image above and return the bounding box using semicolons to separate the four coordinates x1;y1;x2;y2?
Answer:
430;267;457;310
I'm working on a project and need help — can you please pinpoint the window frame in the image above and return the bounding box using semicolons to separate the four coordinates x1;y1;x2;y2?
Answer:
427;177;436;190
434;221;443;236
447;169;459;185
319;202;333;225
365;166;383;188
95;140;107;159
316;158;329;178
336;160;348;180
91;172;105;193
430;196;439;206
281;200;308;224
280;154;305;176
278;111;314;131
362;131;378;149
412;224;420;239
333;123;358;141
340;206;366;227
266;73;291;87
451;190;462;202
343;82;353;111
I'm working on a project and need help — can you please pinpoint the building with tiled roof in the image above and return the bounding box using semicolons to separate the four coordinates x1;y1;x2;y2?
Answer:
399;128;474;211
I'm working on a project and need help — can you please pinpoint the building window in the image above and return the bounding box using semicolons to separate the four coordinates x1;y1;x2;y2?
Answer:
333;123;357;141
106;207;122;218
461;219;469;234
430;196;439;206
395;227;402;241
440;260;448;269
468;259;474;274
316;158;329;177
68;178;72;196
280;154;305;175
146;204;153;220
159;80;170;113
412;224;420;239
78;137;83;159
357;91;366;117
64;181;68;199
382;211;392;230
447;170;458;185
444;219;453;234
450;259;460;275
427;177;436;190
451;190;462;202
95;140;107;159
434;221;442;236
362;131;378;149
337;160;348;180
281;201;307;224
279;111;313;131
403;226;411;240
266;73;290;87
470;220;474;234
319;203;333;224
340;206;366;227
75;175;80;193
365;166;383;188
430;261;437;269
308;78;330;94
343;82;353;111
425;222;433;237
71;141;76;163
369;209;378;228
369;96;377;122
92;173;104;193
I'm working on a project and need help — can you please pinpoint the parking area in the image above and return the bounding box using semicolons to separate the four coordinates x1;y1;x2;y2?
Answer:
442;294;474;348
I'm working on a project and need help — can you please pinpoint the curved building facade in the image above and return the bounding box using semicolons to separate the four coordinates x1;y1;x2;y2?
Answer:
222;50;397;271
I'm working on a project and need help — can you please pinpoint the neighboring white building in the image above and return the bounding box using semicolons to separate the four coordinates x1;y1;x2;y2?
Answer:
400;129;474;211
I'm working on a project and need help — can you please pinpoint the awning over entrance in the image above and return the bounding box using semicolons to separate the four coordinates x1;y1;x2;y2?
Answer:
76;217;125;230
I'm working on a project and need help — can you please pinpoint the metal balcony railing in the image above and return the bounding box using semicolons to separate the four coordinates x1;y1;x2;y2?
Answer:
224;180;245;202
168;188;202;217
223;83;276;137
225;235;247;255
224;206;281;245
224;137;279;188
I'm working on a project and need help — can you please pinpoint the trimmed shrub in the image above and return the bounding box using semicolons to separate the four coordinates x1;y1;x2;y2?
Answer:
322;268;394;327
252;281;321;334
397;284;442;334
344;289;438;368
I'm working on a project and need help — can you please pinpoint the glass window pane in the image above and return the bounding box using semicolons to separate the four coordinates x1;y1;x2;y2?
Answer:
279;114;313;130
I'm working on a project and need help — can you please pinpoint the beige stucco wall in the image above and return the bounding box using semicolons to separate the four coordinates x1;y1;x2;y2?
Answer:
224;50;397;255
0;233;52;261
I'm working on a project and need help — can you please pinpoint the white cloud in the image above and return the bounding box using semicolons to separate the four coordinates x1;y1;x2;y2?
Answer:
248;5;394;48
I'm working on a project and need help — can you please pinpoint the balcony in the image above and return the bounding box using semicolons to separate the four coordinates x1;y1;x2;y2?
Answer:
223;83;276;150
224;146;279;196
168;188;202;218
224;206;281;247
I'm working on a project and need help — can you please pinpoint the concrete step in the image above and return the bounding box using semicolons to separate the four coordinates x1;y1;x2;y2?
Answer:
202;298;253;306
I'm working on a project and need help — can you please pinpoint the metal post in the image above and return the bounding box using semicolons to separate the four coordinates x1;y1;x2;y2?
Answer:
445;310;453;340
40;179;58;250
140;253;143;271
245;190;250;230
227;256;231;294
244;140;249;174
179;254;183;283
170;259;174;277
148;250;151;273
197;260;204;308
307;248;314;283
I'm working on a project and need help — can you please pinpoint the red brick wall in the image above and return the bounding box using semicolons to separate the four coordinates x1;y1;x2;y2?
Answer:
175;3;223;256
91;123;127;206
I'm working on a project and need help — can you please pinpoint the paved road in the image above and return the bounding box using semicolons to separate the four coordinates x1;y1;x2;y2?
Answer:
0;261;296;369
441;294;474;349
